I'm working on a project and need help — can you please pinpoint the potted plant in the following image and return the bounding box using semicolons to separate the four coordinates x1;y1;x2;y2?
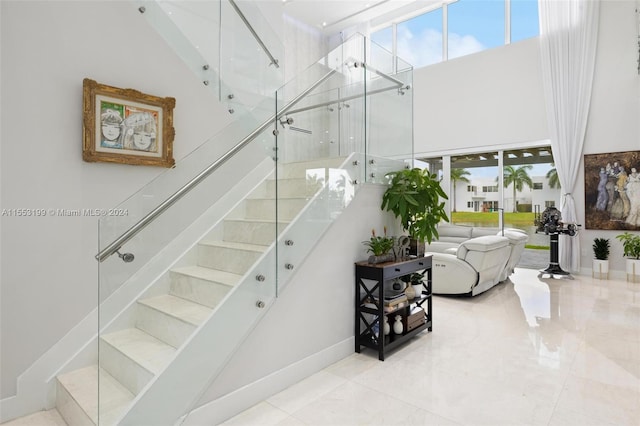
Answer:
381;167;449;256
592;237;610;279
362;227;395;264
616;232;640;282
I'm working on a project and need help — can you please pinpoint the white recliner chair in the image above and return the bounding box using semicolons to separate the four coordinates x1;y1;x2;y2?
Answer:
498;229;529;282
431;235;511;296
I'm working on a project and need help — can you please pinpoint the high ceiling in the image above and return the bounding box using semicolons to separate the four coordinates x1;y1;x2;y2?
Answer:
282;0;439;33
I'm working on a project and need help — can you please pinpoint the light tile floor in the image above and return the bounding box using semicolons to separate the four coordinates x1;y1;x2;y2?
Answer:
222;268;640;426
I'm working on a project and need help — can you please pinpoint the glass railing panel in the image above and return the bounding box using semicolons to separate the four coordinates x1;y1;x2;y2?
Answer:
366;39;413;171
137;0;284;116
219;0;284;111
134;0;220;97
276;155;363;295
368;155;410;185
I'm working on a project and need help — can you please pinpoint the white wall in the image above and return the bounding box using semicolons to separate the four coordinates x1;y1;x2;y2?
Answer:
413;37;548;155
578;0;640;273
0;0;233;398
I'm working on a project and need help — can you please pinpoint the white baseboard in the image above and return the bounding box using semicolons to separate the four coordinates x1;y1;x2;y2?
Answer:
180;338;354;426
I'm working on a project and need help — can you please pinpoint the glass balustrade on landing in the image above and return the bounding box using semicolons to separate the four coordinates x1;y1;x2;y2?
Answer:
133;0;284;118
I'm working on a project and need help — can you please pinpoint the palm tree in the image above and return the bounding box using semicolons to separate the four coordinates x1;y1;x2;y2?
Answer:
501;165;533;212
546;164;560;189
451;168;471;212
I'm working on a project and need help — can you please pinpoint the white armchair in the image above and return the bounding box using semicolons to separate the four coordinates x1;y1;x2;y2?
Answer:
431;235;511;296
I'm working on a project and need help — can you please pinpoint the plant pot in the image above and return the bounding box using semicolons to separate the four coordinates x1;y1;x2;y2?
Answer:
411;283;423;299
409;239;425;257
626;258;640;283
367;253;394;264
592;259;609;280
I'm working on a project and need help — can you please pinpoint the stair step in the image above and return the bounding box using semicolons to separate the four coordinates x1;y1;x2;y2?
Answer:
223;218;288;245
196;240;267;275
265;178;322;197
244;197;308;221
136;294;212;348
170;265;240;308
2;409;67;426
279;157;346;178
139;294;211;326
56;365;133;426
99;328;175;395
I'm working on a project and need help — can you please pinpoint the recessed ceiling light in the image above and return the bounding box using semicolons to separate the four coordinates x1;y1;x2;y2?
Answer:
322;21;327;27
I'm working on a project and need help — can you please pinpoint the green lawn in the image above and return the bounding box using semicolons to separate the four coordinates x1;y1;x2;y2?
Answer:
450;211;535;227
450;211;548;250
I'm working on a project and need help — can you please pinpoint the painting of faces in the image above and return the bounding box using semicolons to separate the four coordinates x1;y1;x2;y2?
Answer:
99;101;158;153
584;150;640;230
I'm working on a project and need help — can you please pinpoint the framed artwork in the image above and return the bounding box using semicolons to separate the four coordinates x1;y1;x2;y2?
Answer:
82;78;175;167
584;150;640;230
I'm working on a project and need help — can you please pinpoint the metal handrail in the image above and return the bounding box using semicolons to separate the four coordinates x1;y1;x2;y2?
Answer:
96;68;337;262
228;0;280;68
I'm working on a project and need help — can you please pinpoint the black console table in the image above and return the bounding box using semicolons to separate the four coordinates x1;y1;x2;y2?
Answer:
355;255;432;361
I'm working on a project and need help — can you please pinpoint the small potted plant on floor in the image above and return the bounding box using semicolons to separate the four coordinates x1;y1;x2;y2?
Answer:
362;227;395;264
615;232;640;282
381;168;449;256
592;237;610;279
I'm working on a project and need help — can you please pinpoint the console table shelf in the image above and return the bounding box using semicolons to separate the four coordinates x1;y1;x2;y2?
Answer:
355;255;432;361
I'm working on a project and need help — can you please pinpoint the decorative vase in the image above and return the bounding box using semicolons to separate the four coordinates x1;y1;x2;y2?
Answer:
404;285;416;299
383;316;390;336
409;238;425;257
592;259;609;280
393;315;404;335
626;259;640;282
412;283;423;299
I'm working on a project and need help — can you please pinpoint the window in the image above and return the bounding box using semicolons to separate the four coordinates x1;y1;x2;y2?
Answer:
511;0;539;43
545;200;555;208
467;185;476;192
448;0;505;60
369;1;538;70
533;182;543;190
482;185;498;192
467;201;473;208
397;9;443;67
371;26;392;52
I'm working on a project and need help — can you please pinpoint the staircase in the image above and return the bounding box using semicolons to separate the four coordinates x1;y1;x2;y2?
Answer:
45;158;346;425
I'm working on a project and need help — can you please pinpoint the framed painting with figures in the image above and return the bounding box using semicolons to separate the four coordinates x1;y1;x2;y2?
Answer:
584;150;640;230
82;78;175;167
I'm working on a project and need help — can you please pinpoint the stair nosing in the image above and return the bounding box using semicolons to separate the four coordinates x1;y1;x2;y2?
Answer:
171;265;243;286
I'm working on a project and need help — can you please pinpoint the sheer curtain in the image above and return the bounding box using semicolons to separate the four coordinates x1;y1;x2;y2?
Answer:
538;0;600;272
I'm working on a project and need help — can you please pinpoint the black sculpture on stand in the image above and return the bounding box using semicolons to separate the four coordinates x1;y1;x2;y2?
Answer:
534;206;580;277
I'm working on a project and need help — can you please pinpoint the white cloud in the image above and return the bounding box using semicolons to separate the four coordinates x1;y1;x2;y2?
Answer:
448;33;485;60
395;25;486;68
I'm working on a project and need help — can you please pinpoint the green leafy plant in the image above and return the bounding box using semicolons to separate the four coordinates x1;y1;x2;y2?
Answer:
616;232;640;259
592;238;610;260
362;227;395;256
401;272;424;284
381;168;449;244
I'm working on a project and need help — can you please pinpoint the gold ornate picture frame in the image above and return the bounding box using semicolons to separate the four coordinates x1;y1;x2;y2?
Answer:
82;78;175;167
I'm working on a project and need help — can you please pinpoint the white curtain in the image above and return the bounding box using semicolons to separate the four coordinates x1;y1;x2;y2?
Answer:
539;0;600;272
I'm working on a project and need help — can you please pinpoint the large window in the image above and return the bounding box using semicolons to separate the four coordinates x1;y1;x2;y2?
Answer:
369;0;538;69
448;0;505;60
397;9;443;68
